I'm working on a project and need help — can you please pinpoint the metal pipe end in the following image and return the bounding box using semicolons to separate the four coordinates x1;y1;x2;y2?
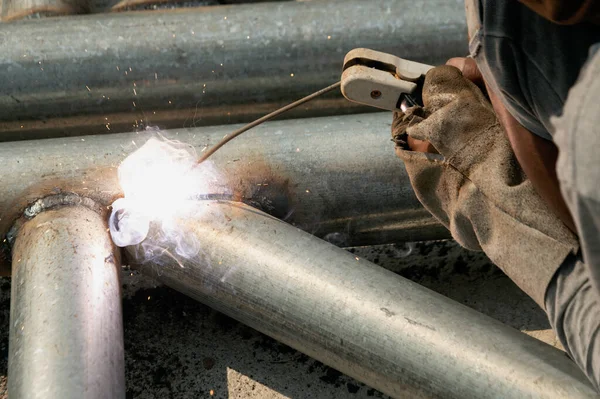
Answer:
108;198;150;247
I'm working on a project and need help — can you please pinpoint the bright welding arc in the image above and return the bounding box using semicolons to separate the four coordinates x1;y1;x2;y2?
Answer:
196;81;342;164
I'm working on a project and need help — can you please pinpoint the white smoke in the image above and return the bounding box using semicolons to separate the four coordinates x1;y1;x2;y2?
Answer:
109;134;229;263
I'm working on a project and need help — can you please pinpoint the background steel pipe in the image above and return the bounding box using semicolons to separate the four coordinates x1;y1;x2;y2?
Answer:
0;0;468;140
0;113;448;274
8;201;124;399
127;201;597;399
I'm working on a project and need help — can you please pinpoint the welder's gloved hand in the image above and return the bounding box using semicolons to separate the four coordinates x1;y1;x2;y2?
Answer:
391;65;579;308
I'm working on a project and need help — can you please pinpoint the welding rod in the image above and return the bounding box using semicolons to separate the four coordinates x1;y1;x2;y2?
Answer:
197;82;341;164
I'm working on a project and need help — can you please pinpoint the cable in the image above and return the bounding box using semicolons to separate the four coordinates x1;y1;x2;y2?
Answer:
197;81;341;164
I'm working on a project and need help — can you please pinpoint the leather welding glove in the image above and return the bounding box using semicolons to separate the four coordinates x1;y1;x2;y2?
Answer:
392;65;579;308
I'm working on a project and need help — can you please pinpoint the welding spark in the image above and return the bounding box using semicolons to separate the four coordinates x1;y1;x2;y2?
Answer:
108;135;230;266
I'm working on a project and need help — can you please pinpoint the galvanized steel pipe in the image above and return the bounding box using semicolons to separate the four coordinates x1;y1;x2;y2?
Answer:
8;200;125;399
0;0;468;140
127;200;597;399
0;113;448;274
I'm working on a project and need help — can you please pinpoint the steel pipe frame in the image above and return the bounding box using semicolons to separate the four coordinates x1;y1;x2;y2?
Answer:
0;113;449;274
0;0;468;140
127;200;597;399
8;197;125;399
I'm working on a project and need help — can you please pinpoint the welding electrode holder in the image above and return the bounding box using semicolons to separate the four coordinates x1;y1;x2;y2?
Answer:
341;48;433;112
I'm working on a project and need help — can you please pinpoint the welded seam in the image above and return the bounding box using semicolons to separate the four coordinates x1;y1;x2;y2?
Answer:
5;192;105;249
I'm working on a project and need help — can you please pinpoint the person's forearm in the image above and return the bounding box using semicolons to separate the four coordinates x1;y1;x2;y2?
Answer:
485;85;577;233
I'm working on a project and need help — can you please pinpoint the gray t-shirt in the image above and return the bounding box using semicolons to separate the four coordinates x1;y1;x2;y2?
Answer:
469;0;600;140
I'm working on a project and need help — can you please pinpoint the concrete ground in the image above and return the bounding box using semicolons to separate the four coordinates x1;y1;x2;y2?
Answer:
0;240;560;399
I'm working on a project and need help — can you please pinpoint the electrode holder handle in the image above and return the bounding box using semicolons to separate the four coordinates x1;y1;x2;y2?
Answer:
341;48;433;112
